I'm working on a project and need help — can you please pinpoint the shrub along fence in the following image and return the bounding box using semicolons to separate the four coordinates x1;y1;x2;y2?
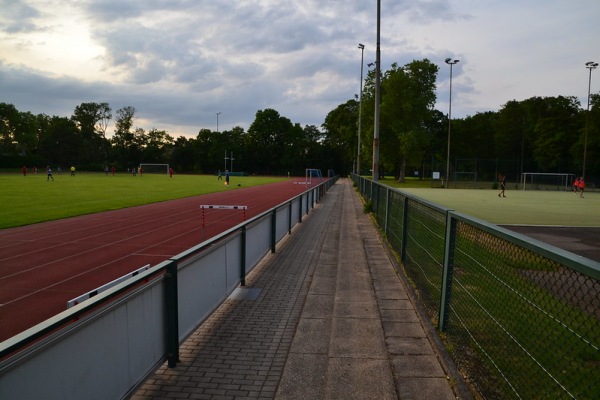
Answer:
353;174;600;399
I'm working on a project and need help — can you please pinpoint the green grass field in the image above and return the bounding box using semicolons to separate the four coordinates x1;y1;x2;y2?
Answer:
380;178;600;226
0;172;288;229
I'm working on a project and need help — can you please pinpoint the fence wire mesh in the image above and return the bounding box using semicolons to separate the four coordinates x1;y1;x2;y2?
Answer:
354;175;600;400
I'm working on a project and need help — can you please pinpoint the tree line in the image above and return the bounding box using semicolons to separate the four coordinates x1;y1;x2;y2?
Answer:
1;59;598;181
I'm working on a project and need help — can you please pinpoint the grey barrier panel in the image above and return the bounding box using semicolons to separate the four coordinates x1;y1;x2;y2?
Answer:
245;214;272;271
0;276;166;400
176;238;240;340
275;202;291;242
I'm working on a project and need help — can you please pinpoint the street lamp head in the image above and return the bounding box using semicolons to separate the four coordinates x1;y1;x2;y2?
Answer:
585;61;598;69
358;43;364;49
367;62;374;67
445;58;460;65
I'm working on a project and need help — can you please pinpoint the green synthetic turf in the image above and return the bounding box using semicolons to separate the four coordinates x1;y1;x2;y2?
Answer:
0;173;288;229
395;187;600;226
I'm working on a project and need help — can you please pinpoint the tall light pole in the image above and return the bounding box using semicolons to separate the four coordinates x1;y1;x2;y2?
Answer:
583;61;598;179
372;0;381;181
445;58;459;188
357;43;365;176
216;112;221;133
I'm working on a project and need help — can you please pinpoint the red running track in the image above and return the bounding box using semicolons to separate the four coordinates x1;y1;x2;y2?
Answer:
0;180;308;342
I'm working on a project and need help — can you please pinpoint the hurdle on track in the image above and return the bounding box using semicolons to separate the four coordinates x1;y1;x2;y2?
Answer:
67;264;150;308
200;205;248;228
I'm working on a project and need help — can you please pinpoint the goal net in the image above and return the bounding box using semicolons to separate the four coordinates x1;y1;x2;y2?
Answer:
520;172;575;191
305;168;323;185
139;163;169;175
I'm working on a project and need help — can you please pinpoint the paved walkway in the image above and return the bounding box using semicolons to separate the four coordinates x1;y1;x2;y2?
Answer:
131;178;470;399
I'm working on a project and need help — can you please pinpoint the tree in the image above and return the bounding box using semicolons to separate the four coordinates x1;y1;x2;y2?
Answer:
322;100;358;174
379;59;439;181
71;102;112;164
245;109;294;174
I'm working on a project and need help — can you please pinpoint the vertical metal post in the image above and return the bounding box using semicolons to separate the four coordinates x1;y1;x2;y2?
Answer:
240;225;247;286
384;187;391;235
401;196;409;263
439;212;457;332
288;201;292;234
164;260;179;367
270;209;277;253
298;193;303;223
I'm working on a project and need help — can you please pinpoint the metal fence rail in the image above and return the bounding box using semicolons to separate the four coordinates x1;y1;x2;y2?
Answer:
352;174;600;399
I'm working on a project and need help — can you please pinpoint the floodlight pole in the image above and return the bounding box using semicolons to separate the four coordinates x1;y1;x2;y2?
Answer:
372;0;381;181
357;43;365;176
583;61;598;179
230;151;235;173
224;150;229;172
216;112;221;133
445;58;459;188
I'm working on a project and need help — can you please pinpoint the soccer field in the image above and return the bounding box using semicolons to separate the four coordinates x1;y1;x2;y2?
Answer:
398;188;600;226
0;173;288;229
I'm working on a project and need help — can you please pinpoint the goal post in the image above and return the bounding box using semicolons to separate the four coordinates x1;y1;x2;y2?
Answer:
305;168;323;185
520;172;575;191
139;163;169;175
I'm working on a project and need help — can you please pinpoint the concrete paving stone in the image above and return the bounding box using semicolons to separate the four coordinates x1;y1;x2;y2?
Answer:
308;276;337;294
379;308;421;322
333;299;379;318
386;336;435;355
378;299;415;310
301;294;334;318
376;289;409;300
325;358;397;400
288;317;331;354
275;354;328;400
383;321;427;338
329;318;387;358
392;354;446;377
396;377;457;400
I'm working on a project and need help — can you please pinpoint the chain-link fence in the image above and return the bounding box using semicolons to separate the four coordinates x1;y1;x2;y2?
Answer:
352;175;600;399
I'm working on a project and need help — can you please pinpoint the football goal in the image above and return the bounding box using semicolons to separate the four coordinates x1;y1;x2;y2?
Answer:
520;172;575;191
305;168;323;185
139;163;169;175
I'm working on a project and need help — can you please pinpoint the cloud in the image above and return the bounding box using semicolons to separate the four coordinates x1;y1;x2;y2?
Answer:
1;0;598;137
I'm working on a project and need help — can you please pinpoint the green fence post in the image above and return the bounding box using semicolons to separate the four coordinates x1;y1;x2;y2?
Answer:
164;260;179;367
401;196;409;263
439;212;457;332
385;187;391;235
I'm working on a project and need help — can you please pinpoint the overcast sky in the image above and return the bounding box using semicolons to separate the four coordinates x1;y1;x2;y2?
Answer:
1;0;598;138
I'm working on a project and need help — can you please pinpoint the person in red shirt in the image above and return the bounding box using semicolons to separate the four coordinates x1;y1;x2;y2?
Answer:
169;167;174;178
22;165;27;176
578;177;585;198
573;177;580;193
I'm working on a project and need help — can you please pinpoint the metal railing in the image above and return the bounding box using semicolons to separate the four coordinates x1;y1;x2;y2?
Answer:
0;177;337;400
353;174;600;399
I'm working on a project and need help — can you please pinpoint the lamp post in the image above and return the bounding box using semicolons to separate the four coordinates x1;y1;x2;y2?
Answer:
444;58;459;188
216;112;221;133
583;61;598;179
357;43;365;176
372;0;381;181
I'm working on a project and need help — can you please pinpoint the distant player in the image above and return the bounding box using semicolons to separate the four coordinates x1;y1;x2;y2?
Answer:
578;177;585;198
573;177;580;193
46;166;54;181
70;166;76;176
497;173;506;197
22;165;27;176
225;170;230;186
169;167;174;178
